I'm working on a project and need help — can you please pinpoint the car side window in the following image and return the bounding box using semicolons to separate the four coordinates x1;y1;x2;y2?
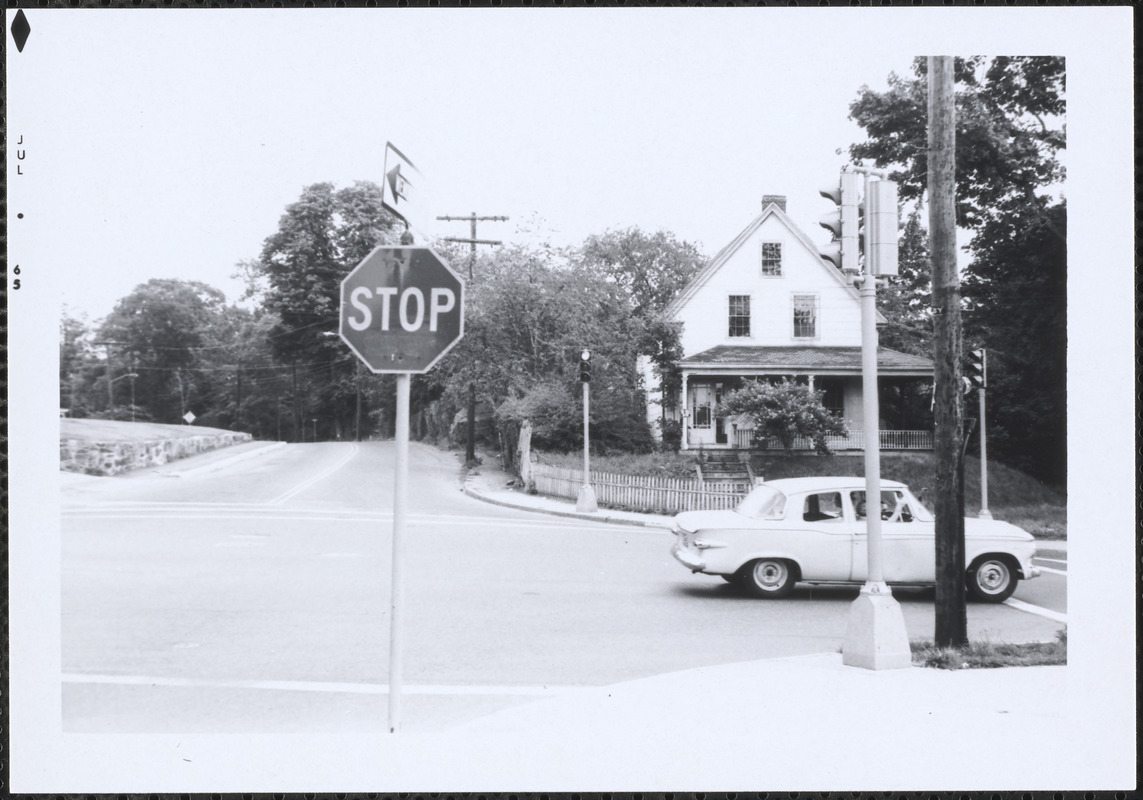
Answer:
851;490;915;522
803;492;843;522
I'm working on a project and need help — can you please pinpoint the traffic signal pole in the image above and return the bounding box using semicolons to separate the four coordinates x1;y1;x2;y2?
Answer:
977;357;992;519
840;169;911;672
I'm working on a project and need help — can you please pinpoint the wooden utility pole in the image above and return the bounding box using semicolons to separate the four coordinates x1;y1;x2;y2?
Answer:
437;212;508;464
928;55;969;648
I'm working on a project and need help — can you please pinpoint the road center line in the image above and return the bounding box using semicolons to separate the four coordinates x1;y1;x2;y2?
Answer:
269;444;361;506
1004;598;1067;623
61;672;592;697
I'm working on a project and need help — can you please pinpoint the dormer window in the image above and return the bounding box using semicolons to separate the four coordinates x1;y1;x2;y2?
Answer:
761;242;783;276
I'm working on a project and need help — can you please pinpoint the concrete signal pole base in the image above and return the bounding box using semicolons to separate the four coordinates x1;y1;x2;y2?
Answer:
576;484;598;513
842;583;913;670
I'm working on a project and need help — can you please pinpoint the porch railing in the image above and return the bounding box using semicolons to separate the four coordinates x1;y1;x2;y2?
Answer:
731;428;933;451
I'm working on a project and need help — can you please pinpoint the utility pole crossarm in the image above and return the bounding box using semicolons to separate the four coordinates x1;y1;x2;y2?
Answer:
442;237;503;247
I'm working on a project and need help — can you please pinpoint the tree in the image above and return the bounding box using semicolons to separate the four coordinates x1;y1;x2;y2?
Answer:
849;57;1065;232
963;201;1066;484
576;227;706;318
575;227;706;429
848;56;1066;484
252;181;403;440
97;279;229;423
875;210;933;358
60;307;100;416
718;380;847;456
433;242;656;456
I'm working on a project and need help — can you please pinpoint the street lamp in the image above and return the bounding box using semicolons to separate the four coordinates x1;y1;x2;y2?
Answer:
576;349;598;513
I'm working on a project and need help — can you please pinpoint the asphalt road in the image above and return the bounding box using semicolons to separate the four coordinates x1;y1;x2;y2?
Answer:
61;441;1067;733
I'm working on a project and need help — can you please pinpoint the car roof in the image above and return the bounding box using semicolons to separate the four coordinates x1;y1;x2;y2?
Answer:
761;476;908;494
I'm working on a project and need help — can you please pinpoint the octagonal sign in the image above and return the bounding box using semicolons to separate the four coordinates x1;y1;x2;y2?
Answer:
339;246;465;374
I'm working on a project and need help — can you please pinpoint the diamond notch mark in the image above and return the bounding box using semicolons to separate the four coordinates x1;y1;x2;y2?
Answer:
11;9;30;53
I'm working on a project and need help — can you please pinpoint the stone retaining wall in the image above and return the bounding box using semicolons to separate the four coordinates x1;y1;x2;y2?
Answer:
60;432;254;476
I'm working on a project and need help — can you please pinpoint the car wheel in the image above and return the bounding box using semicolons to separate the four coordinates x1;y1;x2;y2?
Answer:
739;558;796;599
966;555;1018;603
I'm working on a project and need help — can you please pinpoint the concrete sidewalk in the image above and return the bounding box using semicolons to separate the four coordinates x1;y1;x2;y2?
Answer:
433;651;1074;790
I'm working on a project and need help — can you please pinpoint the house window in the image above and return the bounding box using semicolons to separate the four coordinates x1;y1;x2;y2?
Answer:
728;295;751;337
792;294;818;339
761;242;783;276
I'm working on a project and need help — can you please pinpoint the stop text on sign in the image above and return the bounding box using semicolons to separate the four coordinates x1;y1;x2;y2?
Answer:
346;286;456;333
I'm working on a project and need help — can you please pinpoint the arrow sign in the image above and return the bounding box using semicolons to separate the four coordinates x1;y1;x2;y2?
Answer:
386;163;411;204
381;142;428;232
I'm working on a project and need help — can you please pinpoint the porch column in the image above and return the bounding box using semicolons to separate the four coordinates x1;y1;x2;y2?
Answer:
680;371;690;451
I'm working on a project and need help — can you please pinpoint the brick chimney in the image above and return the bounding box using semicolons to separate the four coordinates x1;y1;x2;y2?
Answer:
762;194;787;213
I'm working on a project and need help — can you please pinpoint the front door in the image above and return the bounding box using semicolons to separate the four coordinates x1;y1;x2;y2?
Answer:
714;383;727;444
848;489;934;582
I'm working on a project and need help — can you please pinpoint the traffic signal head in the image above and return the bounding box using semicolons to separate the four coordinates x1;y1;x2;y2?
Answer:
966;348;986;389
818;170;862;275
579;349;592;383
868;178;899;276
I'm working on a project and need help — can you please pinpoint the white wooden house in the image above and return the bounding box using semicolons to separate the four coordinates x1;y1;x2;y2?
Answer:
646;195;934;452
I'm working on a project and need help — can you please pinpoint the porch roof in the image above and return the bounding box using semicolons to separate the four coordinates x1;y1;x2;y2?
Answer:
678;345;934;376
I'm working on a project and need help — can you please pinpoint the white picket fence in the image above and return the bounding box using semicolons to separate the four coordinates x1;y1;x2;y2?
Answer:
530;462;751;514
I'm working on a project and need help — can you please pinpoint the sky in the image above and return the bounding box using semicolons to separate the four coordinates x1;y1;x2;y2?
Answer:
5;9;1093;322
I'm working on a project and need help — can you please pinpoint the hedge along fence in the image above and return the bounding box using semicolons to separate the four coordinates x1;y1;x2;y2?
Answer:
530;462;752;514
61;432;253;477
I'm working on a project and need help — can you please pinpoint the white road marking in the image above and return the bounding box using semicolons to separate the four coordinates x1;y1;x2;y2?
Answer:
1036;566;1067;576
1035;557;1068;565
1004;598;1067;623
62;508;644;533
268;444;361;505
61;672;592;697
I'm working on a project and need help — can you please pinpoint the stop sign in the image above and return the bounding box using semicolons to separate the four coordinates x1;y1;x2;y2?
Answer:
339;246;465;373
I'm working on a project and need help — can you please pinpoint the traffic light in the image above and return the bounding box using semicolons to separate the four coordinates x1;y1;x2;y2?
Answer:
966;348;986;389
867;178;899;276
818;170;862;275
579;349;592;383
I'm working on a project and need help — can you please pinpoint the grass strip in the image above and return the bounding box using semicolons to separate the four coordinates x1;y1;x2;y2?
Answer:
910;629;1067;669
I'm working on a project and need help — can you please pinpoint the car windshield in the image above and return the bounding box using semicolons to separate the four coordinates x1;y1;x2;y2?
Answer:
735;485;787;520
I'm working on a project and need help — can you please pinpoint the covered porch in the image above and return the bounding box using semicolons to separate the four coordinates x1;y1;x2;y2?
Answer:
676;345;935;453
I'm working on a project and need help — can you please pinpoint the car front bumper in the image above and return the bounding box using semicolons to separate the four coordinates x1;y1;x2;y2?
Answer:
671;541;706;573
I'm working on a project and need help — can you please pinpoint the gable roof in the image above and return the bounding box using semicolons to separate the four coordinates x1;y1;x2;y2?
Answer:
665;200;883;322
678;345;934;376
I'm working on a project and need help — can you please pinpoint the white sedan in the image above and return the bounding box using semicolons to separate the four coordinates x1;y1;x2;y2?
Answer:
671;477;1040;602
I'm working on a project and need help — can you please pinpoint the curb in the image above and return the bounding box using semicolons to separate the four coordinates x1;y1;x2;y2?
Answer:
462;480;674;530
169;441;287;477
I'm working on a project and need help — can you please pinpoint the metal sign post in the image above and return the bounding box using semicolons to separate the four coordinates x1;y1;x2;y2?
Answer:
339;234;465;733
389;372;410;732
